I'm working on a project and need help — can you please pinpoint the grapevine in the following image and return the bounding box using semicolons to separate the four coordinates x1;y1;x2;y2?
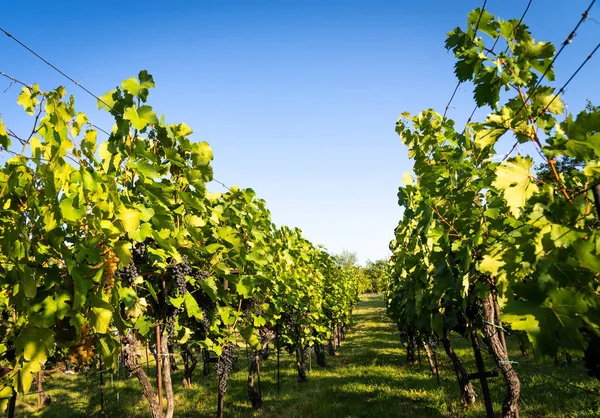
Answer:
0;68;360;417
385;6;600;417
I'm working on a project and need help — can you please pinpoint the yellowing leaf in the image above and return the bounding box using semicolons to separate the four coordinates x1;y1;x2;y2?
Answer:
492;156;538;217
117;207;141;233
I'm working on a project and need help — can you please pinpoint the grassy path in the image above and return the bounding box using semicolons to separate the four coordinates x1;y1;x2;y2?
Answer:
241;294;600;418
238;293;446;418
17;294;600;417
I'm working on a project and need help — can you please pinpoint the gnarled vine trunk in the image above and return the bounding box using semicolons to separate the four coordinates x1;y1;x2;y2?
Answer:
441;332;476;405
168;344;178;371
248;329;275;410
160;332;175;418
261;343;270;360
328;323;338;355
123;331;164;418
422;340;438;376
482;293;520;418
202;349;211;376
406;332;417;365
181;344;198;387
314;342;327;367
295;344;308;382
247;351;262;409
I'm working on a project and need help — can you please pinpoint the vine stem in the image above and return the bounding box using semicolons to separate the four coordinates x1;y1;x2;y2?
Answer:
431;204;461;237
484;48;572;201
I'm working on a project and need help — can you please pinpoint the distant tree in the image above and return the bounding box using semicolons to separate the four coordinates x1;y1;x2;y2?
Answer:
333;251;370;293
362;259;388;294
535;156;584;185
333;250;358;269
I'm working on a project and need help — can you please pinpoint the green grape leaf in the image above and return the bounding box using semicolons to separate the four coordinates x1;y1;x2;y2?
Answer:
183;292;203;320
59;198;86;222
133;160;161;180
97;89;117;110
239;324;261;350
573;239;600;272
17;86;40;115
124;105;158;130
88;295;114;334
121;72;155;99
15;326;54;363
217;226;242;247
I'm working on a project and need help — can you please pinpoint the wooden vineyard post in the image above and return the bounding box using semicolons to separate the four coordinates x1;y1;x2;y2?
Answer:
156;325;163;410
592;184;600;218
277;329;281;394
432;347;440;385
99;358;105;416
146;344;151;376
37;370;42;409
470;326;495;418
7;389;16;418
257;358;262;400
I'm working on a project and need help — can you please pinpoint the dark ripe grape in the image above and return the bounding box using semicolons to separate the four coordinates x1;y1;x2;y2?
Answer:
166;308;182;338
216;344;235;394
166;315;175;338
132;241;148;265
166;319;175;337
197;294;215;333
194;269;211;281
200;313;211;333
116;259;138;284
169;256;193;295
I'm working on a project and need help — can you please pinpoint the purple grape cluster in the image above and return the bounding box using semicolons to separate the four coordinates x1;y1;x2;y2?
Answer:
116;259;138;284
132;241;148;265
169;256;193;295
216;344;235;394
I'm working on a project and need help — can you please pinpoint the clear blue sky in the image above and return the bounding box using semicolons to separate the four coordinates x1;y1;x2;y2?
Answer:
1;1;599;263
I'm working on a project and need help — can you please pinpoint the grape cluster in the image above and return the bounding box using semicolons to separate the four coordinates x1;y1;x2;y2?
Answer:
169;256;193;295
166;310;180;338
68;324;95;365
216;344;235;394
194;269;211;281
116;259;139;284
132;241;148;265
102;249;119;291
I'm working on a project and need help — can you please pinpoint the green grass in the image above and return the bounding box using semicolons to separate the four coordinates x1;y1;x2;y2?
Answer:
14;294;600;417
